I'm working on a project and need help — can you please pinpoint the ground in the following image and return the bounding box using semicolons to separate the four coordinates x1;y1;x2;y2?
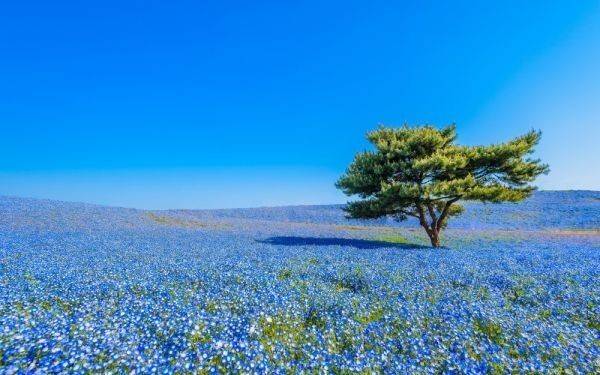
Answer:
0;192;599;373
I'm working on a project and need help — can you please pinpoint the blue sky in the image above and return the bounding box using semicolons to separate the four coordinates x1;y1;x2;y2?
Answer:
1;1;599;209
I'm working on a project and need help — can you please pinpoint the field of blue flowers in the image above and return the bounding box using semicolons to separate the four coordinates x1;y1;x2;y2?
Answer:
0;191;598;374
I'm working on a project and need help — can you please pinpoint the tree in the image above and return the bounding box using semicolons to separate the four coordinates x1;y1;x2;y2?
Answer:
336;124;549;247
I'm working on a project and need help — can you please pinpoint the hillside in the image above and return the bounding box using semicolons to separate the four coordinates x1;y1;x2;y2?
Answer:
1;191;598;232
0;191;598;373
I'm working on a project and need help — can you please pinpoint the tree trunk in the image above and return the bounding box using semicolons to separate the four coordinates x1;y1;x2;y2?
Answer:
416;204;442;247
428;229;441;248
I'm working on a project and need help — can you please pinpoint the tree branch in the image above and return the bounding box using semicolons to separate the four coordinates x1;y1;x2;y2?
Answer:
400;210;420;219
427;203;437;227
428;195;459;202
416;204;432;234
435;196;461;231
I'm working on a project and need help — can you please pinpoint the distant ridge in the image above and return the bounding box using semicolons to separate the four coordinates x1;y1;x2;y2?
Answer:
0;190;598;211
1;191;598;231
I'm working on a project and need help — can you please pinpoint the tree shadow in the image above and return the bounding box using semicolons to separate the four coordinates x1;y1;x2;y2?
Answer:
257;236;429;250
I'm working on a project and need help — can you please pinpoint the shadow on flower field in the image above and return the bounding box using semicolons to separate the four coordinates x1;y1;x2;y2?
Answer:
257;236;428;249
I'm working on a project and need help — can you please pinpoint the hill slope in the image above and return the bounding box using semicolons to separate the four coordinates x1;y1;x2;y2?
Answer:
0;191;598;373
6;191;594;231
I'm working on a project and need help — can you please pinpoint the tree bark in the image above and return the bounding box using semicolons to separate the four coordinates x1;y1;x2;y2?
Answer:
416;204;440;247
436;196;461;232
429;230;441;248
417;203;442;248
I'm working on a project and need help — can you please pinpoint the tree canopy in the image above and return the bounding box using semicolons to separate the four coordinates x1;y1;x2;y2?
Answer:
336;124;549;247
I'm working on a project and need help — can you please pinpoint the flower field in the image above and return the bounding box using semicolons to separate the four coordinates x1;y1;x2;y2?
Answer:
0;192;599;373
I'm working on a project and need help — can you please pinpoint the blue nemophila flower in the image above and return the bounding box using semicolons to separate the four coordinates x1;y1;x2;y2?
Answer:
0;193;598;373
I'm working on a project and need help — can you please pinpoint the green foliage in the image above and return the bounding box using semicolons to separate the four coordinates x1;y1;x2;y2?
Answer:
355;305;386;325
336;124;548;247
307;257;320;265
188;322;211;345
376;234;410;244
474;318;505;346
277;268;293;280
332;267;369;293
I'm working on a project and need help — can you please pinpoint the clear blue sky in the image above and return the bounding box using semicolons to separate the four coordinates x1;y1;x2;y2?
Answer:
1;1;599;209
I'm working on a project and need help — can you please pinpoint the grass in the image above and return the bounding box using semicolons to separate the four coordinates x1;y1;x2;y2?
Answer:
146;212;231;229
277;268;293;280
355;305;386;325
376;234;411;244
331;267;369;293
547;229;600;236
188;322;211;345
254;312;320;363
474;318;505;346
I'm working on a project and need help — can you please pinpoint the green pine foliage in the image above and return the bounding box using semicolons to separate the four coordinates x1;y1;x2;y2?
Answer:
336;124;549;247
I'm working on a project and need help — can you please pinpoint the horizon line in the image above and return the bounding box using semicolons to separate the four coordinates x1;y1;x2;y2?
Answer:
1;189;598;211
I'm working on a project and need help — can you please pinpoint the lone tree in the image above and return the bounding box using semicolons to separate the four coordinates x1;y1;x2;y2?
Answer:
336;124;549;247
